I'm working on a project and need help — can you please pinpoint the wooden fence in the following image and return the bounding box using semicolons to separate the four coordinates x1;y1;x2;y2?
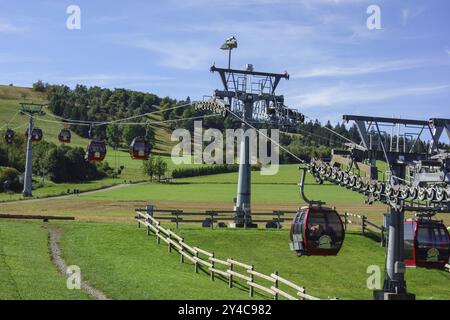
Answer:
341;212;385;245
135;206;297;230
0;213;75;222
135;210;322;300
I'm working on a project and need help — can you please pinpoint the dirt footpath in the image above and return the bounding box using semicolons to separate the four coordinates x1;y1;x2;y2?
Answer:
47;227;109;300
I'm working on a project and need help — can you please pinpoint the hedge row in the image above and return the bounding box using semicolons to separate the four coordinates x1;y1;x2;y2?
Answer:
171;163;261;179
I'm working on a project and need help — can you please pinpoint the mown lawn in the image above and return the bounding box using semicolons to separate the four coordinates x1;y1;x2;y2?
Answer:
0;219;448;300
79;171;365;205
57;221;450;300
0;220;89;300
57;221;258;300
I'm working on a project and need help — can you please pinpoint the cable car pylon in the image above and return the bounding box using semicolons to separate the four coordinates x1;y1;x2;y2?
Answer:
20;102;45;197
202;36;304;228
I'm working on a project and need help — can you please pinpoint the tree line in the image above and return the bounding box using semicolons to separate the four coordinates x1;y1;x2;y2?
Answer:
36;81;438;165
43;83;179;148
0;135;113;192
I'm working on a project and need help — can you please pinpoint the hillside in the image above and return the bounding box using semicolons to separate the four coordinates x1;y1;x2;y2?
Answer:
0;85;175;150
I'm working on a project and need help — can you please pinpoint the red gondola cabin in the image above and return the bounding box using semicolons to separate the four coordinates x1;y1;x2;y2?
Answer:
4;129;14;144
129;136;152;160
25;128;43;142
86;140;107;162
290;206;345;256
58;128;71;143
404;219;450;269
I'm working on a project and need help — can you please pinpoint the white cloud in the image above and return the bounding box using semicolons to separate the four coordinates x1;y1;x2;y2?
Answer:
0;20;27;33
291;83;450;108
401;7;425;26
123;39;217;70
292;59;436;79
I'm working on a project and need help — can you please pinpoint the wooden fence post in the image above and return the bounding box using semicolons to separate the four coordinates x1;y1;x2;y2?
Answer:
362;215;366;235
168;233;172;253
228;260;233;288
274;271;279;300
211;211;215;229
249;265;254;297
274;211;282;229
244;212;248;230
344;212;348;231
156;222;161;244
175;210;180;230
194;251;199;273
301;289;306;301
210;252;215;281
180;238;184;263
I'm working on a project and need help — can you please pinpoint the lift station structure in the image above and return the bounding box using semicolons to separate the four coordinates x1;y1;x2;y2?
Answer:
195;37;304;227
310;115;450;300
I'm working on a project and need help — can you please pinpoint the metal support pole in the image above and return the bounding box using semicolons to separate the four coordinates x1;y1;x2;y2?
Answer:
235;102;253;227
22;116;34;197
374;206;415;300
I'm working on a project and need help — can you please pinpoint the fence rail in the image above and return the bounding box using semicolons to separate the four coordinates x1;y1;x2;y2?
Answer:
135;207;292;229
135;210;321;300
341;212;385;245
0;214;75;222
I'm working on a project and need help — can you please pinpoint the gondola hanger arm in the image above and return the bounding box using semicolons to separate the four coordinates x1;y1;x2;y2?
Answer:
298;165;325;207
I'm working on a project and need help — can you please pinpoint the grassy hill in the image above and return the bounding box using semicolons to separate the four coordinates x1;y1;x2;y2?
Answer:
0;85;181;199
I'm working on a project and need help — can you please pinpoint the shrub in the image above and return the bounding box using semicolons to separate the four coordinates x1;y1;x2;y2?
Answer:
0;167;22;192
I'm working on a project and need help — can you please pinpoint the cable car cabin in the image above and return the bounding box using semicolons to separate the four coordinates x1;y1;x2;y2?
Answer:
58;128;71;143
289;206;345;256
4;129;14;144
86;140;107;162
129;137;152;160
404;219;450;269
25;128;43;142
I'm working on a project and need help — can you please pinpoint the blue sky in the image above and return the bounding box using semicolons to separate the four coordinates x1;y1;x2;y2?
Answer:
1;0;449;125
